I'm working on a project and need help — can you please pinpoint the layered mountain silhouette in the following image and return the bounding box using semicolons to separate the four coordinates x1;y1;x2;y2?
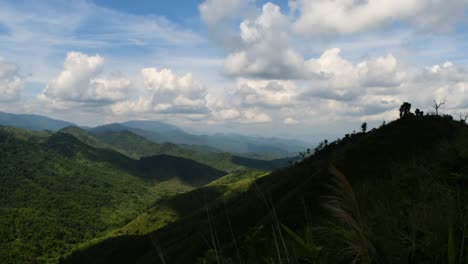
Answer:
0;111;306;155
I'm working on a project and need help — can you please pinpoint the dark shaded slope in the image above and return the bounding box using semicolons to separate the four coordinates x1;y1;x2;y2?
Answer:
138;155;225;186
91;129;295;173
46;132;227;187
65;115;468;263
91;130;243;172
231;155;300;170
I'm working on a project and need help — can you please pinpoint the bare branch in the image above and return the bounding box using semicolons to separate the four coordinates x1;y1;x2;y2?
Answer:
432;97;446;115
458;113;468;123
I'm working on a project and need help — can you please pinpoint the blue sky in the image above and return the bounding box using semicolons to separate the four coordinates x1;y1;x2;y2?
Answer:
0;0;467;141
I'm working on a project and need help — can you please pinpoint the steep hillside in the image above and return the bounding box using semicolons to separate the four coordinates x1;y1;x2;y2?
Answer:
0;112;75;131
0;128;227;263
65;115;468;263
70;169;269;253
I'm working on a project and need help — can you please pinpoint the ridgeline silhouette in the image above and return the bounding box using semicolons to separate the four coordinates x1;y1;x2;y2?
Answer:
64;103;468;263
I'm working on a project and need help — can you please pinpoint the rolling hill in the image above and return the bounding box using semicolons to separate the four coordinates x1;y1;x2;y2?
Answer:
85;127;297;172
0;126;229;263
64;115;468;263
90;121;307;156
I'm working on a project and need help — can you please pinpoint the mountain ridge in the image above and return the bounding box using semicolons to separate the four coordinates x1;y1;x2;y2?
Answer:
0;111;75;131
64;115;468;263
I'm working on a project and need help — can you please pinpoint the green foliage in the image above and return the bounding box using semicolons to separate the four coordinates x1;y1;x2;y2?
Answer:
91;130;295;173
0;128;230;263
65;115;468;263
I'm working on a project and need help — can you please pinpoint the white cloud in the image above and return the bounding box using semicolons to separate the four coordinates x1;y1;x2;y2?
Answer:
426;61;467;82
40;52;131;105
112;68;209;115
301;59;468;123
0;57;24;101
222;2;412;83
357;54;405;88
303;49;405;100
214;108;241;120
224;3;306;79
292;0;467;36
284;117;299;125
199;0;246;29
417;62;468;109
242;108;272;123
234;79;297;108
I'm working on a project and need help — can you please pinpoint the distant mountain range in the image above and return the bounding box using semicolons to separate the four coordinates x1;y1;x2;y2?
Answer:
60;126;295;173
0;111;308;155
0;111;75;131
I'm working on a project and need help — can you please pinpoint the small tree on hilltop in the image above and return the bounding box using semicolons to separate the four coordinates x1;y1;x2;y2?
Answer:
361;122;367;133
415;108;424;117
399;102;412;118
432;97;446;115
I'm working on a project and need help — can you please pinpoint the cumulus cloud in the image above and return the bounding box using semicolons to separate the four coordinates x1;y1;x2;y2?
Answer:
199;0;246;29
292;0;467;36
417;62;468;109
425;62;467;82
242;108;272;123
0;57;24;101
305;59;468;123
224;3;306;79
222;2;411;83
234;79;297;108
303;49;405;100
40;52;131;105
112;68;209;115
357;54;406;88
106;67;279;124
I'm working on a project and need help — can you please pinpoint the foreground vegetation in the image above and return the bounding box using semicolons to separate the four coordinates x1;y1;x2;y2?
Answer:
65;113;468;263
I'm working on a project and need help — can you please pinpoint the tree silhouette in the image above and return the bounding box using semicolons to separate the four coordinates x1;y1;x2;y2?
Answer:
432;97;446;115
415;108;424;117
458;113;468;123
361;122;367;133
399;102;412;118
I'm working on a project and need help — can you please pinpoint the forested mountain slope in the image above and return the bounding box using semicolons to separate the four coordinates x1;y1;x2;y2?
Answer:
88;128;297;173
0;127;227;263
65;115;468;263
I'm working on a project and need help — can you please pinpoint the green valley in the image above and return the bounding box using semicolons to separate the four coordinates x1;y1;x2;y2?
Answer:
0;124;286;263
